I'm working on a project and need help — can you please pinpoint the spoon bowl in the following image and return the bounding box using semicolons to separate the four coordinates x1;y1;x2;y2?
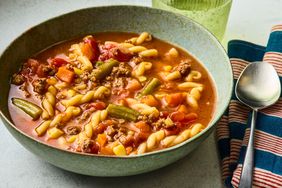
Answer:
236;61;281;109
235;61;281;188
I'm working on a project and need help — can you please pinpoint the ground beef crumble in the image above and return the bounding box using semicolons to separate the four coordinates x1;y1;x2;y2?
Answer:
175;60;191;77
32;78;47;94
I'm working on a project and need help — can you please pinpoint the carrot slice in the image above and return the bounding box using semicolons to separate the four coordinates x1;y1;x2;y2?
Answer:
97;133;107;147
81;43;94;61
56;66;75;83
165;93;185;107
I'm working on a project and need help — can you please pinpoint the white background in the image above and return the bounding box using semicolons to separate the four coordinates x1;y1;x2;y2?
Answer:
0;0;282;187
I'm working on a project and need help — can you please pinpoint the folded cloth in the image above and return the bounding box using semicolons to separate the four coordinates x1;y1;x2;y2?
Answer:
216;25;282;188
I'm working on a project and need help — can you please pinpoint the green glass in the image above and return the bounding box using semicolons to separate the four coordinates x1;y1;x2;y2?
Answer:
152;0;232;41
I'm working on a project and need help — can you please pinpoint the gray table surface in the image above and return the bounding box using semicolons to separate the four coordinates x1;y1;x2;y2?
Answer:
1;0;281;187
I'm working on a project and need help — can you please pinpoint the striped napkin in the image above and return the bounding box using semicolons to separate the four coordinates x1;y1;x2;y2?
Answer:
216;25;282;188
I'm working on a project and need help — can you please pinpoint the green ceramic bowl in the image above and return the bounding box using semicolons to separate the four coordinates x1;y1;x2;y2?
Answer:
0;6;232;176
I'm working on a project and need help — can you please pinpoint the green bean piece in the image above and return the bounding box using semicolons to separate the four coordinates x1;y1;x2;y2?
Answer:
107;104;140;122
95;61;104;67
139;78;161;97
12;98;43;120
92;59;118;80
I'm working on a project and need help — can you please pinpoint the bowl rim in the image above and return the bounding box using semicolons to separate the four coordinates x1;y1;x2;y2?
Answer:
0;5;233;159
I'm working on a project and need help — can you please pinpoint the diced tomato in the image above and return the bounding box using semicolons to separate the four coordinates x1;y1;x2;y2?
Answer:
26;59;40;73
170;111;185;122
135;121;151;133
134;132;150;146
56;66;75;83
93;123;107;134
180;113;198;124
114;48;133;62
90;142;100;154
102;43;117;50
165;93;185;107
98;43;132;62
119;135;134;147
164;126;181;136
51;57;68;67
83;36;99;61
36;64;46;78
160;111;170;118
88;102;106;110
102;120;115;126
98;44;116;61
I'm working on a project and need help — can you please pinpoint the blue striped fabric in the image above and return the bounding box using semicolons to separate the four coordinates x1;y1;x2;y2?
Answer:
216;25;282;188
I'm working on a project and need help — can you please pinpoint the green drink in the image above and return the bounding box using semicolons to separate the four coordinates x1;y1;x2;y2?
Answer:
152;0;232;41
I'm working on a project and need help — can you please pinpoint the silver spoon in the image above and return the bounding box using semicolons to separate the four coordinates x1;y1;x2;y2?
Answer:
235;61;281;188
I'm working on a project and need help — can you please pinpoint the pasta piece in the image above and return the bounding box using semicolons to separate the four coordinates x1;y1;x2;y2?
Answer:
61;106;81;123
166;71;181;81
130;103;159;117
136;32;152;45
127;37;138;44
171;129;191;146
69;53;78;61
134;62;152;77
41;86;57;119
84;123;93;138
163;66;172;72
50;114;64;127
62;91;95;107
167;48;179;58
91;110;101;129
74;84;87;90
190;123;204;137
50;106;81;127
137;130;165;154
47;127;64;139
100;110;108;121
104;41;119;46
80;91;95;104
94;86;110;99
35;120;51;136
77;56;93;71
129;46;147;53
73;67;83;75
67;89;76;98
70;44;83;56
139;49;158;57
161;135;178;147
119;43;134;48
48;85;57;96
137;143;147;155
186;87;204;109
137;76;147;82
178;82;203;90
54;82;68;90
185;70;202;82
161;123;204;148
67;135;77;143
58;136;67;148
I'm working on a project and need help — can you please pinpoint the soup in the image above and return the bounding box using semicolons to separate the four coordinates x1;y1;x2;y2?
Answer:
8;32;216;156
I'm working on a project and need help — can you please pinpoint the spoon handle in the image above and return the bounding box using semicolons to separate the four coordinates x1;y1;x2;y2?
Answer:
239;109;257;188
